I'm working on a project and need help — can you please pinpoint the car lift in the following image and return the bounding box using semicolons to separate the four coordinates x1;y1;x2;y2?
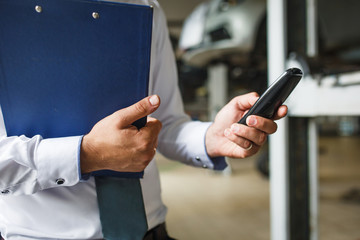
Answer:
206;1;360;239
268;0;360;240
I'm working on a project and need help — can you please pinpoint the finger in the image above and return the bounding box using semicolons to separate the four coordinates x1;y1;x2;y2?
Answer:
223;130;261;158
229;122;268;146
231;92;259;112
137;118;162;148
143;117;162;135
136;118;162;160
246;115;278;135
234;143;260;158
113;95;161;128
224;128;253;150
273;105;288;120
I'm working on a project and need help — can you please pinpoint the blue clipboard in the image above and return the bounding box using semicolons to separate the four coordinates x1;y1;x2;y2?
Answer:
0;0;153;177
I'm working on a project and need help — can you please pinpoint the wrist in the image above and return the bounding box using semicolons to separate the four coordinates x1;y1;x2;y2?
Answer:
80;135;103;174
205;123;221;158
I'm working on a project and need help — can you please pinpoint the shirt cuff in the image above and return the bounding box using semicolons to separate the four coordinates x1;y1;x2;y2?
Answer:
185;121;228;171
78;135;91;181
36;136;81;190
209;156;227;171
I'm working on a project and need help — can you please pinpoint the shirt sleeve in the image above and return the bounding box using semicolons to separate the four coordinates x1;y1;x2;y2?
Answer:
149;3;227;171
0;107;81;196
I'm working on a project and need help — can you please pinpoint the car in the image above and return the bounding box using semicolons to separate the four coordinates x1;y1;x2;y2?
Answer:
178;0;267;69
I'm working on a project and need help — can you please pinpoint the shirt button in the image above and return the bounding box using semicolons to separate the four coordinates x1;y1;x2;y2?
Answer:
202;165;208;169
195;156;201;162
56;178;65;185
1;189;10;195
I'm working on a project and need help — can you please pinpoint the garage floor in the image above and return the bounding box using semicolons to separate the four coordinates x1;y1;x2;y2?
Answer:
156;135;360;240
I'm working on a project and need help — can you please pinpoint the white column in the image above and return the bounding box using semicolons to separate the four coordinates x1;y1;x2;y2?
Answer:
306;0;318;57
267;0;289;240
308;119;319;240
208;64;228;121
307;1;319;239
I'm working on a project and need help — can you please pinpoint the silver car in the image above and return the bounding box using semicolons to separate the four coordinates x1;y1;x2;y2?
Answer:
178;0;266;68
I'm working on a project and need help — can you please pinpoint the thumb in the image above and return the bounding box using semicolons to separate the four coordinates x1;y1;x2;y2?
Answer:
236;92;259;111
113;95;160;128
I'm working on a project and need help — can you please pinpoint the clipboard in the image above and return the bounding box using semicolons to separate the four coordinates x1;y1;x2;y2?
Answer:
0;0;153;177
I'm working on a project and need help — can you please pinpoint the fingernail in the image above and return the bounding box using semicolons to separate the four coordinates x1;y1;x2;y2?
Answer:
149;95;160;106
247;116;257;126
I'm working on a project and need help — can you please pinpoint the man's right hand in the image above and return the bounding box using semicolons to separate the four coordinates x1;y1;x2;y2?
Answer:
80;95;162;174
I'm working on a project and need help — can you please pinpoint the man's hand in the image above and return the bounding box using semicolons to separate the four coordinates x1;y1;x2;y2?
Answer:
80;95;162;174
205;92;288;159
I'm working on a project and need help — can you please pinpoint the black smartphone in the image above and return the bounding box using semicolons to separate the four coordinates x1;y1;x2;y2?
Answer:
238;68;303;125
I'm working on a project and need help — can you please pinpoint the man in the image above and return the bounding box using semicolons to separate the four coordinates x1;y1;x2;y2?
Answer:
0;0;287;239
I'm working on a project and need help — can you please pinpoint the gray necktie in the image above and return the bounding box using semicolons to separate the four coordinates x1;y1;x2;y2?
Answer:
95;176;148;240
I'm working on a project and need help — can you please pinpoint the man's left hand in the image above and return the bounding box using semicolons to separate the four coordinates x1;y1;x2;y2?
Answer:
205;92;288;159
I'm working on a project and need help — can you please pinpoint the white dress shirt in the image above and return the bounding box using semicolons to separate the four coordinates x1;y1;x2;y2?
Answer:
0;1;226;239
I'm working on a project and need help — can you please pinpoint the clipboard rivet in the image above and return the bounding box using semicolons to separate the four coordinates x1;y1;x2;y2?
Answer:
35;5;42;13
92;12;100;19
